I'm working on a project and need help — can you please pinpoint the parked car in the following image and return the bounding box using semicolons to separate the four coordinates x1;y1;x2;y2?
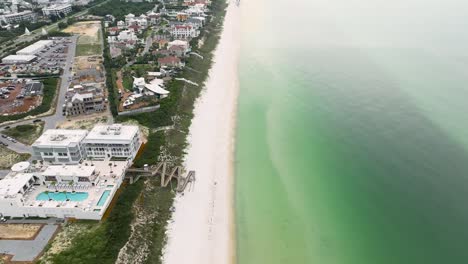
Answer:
33;119;42;123
1;135;6;138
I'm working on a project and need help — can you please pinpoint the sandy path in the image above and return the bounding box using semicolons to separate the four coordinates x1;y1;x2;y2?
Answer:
162;2;240;264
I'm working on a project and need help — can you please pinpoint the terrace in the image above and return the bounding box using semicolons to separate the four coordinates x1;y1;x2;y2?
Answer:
6;160;130;219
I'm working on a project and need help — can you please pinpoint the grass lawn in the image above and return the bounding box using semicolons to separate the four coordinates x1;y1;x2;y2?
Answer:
0;147;31;169
2;122;44;145
122;74;133;91
76;44;102;56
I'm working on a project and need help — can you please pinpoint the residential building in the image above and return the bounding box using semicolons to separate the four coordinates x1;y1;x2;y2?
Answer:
125;13;148;28
176;12;189;21
42;4;72;17
170;24;199;39
63;84;106;116
83;124;142;160
2;10;36;24
117;20;125;29
168;40;190;56
146;11;160;25
32;129;88;164
158;56;183;67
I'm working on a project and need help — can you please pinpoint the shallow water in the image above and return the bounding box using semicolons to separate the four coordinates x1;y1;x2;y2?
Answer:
235;0;468;263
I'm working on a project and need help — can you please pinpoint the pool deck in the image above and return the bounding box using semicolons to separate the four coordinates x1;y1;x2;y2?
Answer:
20;160;129;214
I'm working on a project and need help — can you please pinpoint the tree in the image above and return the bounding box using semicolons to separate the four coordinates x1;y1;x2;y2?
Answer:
69;181;75;193
58;22;67;29
52;181;58;192
63;190;68;200
49;14;59;23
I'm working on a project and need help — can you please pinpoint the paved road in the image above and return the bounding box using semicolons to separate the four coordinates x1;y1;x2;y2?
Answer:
143;35;153;55
0;224;58;262
0;137;32;154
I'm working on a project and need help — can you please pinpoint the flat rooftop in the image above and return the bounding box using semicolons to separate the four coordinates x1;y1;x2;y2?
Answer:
0;173;34;198
42;164;95;178
2;55;36;62
17;40;53;55
33;129;88;147
84;124;139;143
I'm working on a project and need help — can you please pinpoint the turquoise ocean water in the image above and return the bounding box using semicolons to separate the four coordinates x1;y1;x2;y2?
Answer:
235;0;468;263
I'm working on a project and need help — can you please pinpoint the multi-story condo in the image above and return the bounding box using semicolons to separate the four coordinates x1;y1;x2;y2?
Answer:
2;10;36;24
83;124;142;160
42;4;72;17
0;124;142;220
32;129;88;164
170;24;199;39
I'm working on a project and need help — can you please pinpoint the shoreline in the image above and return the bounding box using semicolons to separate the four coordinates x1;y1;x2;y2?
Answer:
162;1;240;264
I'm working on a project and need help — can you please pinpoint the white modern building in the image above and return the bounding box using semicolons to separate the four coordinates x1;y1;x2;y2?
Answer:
170;24;199;39
125;13;148;28
2;10;36;24
16;40;54;55
42;4;72;17
0;160;130;220
83;124;142;160
1;54;36;64
32;129;88;164
0;124;143;220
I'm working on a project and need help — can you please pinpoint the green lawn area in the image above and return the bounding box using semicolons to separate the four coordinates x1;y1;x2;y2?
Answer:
122;74;133;91
76;43;102;56
0;147;31;169
3;122;44;145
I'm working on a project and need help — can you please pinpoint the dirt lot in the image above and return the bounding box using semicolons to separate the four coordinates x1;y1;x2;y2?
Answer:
73;56;103;71
0;224;43;240
63;21;101;45
57;114;109;130
0;83;41;115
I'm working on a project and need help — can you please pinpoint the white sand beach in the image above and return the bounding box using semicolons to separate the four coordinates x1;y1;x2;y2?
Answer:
162;1;240;264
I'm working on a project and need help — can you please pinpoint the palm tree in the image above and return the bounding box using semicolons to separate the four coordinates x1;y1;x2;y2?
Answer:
69;181;75;193
109;162;113;173
63;190;68;201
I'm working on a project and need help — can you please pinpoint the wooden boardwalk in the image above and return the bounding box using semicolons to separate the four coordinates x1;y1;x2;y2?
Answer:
125;162;195;192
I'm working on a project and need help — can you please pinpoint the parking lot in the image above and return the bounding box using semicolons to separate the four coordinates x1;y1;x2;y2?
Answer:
0;81;40;114
0;37;74;75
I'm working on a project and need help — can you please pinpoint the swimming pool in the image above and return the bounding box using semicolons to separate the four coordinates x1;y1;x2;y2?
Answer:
96;190;111;206
36;192;89;202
